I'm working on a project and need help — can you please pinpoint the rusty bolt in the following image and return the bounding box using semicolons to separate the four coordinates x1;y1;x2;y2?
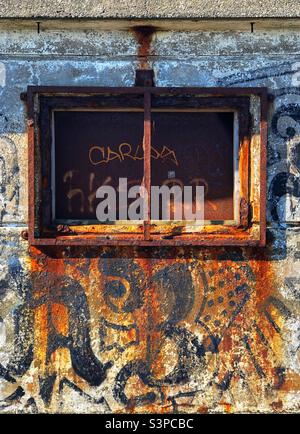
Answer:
21;230;29;241
27;119;34;127
20;92;27;101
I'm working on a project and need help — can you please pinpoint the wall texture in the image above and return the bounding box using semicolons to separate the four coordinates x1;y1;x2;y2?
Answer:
0;18;300;414
1;0;300;19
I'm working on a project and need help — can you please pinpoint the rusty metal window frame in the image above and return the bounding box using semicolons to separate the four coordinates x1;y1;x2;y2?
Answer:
24;86;267;247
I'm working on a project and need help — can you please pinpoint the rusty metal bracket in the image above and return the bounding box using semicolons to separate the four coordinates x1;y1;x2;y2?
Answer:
135;69;155;87
239;197;250;228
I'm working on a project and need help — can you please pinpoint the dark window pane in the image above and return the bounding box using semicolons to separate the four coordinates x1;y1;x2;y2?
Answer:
54;111;144;221
151;111;234;221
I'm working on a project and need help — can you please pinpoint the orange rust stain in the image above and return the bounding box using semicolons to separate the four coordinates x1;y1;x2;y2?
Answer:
95;256;149;365
26;382;34;393
29;257;41;273
220;402;233;413
51;303;68;336
250;257;277;306
44;258;65;276
140;258;167;375
197;405;209;413
131;26;157;69
49;347;72;380
27;244;292;412
199;256;284;392
220;335;233;353
29;247;45;273
250;257;284;364
271;400;283;411
277;371;300;392
34;303;48;371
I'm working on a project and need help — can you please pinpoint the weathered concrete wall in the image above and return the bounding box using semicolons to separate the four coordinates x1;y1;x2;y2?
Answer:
1;0;300;19
0;20;300;413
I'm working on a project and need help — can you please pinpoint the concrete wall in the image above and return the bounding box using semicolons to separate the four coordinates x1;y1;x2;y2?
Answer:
1;0;300;19
0;19;300;413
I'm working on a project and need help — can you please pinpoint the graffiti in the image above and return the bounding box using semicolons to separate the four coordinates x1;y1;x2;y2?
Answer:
269;172;300;222
1;36;300;414
217;62;297;87
216;60;300;223
0;240;298;413
89;143;179;166
0;255;34;412
98;258;146;353
285;277;300;301
267;91;300;223
0;136;19;222
0;263;112;412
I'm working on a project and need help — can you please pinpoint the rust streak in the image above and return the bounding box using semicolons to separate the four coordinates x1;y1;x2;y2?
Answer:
131;26;157;70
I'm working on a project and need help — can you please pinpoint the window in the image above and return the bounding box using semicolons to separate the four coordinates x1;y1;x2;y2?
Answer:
24;86;267;246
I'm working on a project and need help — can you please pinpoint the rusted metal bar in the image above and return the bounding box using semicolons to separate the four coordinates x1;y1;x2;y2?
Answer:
238;130;250;228
27;116;35;243
239;197;250;227
26;86;268;96
143;91;151;240
259;89;268;247
30;234;261;247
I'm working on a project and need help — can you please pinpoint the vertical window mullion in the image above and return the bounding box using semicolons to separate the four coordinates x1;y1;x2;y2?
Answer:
143;91;151;240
